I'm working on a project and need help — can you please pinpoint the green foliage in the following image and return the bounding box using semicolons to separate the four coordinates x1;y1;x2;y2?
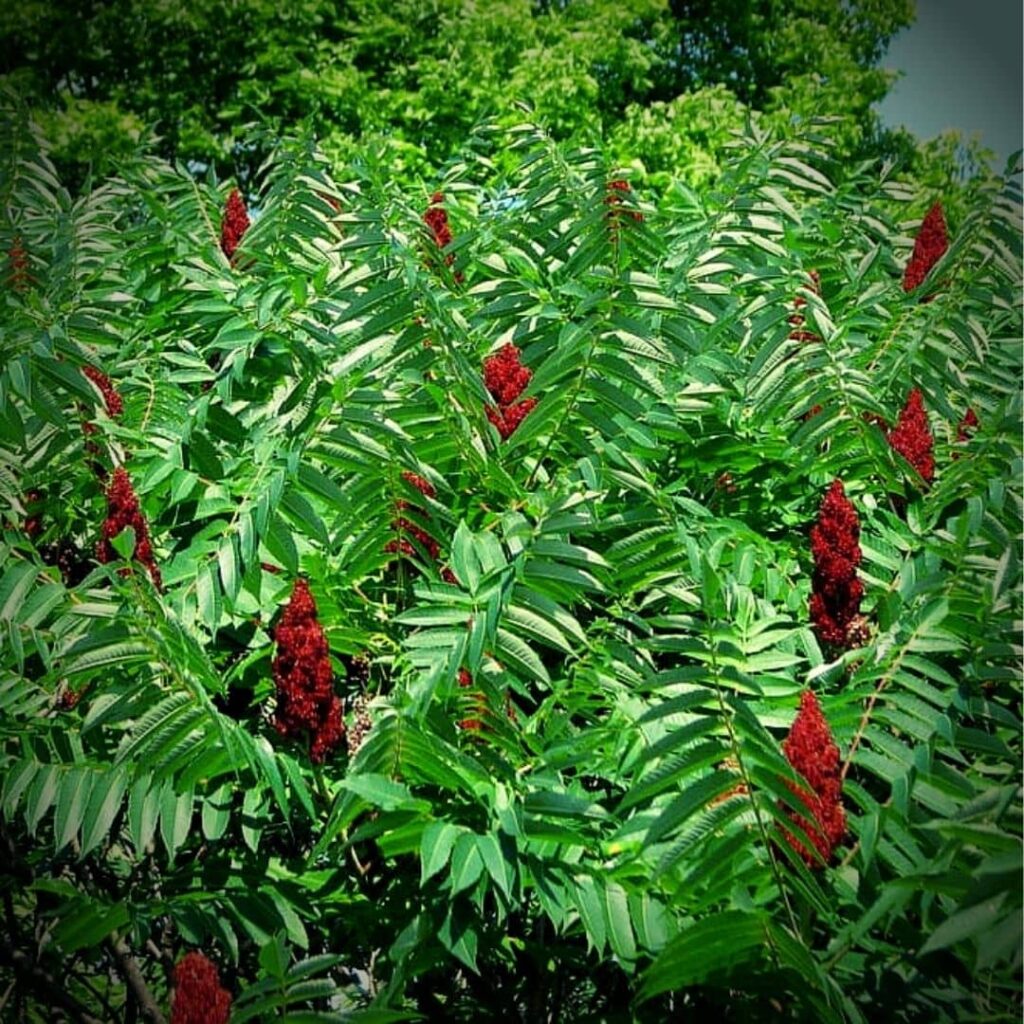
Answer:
608;85;755;190
1;0;916;191
0;90;1020;1022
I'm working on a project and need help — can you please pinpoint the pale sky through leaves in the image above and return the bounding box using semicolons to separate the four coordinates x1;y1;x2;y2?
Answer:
877;0;1022;167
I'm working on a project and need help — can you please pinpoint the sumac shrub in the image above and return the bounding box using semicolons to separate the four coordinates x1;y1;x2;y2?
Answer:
0;99;1020;1023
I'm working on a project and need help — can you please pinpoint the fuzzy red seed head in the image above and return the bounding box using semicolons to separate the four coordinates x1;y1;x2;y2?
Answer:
272;578;344;762
387;470;441;563
809;480;863;649
484;343;533;407
781;690;846;866
605;179;641;215
23;489;43;539
503;397;537;434
8;235;29;291
82;365;124;420
903;201;948;294
486;398;537;440
220;188;250;262
888;388;934;485
424;205;452;248
310;694;345;763
424;193;451;246
483;343;537;439
423;191;463;281
58;686;86;711
456;669;484;731
957;407;979;443
604;179;643;235
96;468;162;590
788;328;820;343
401;470;436;500
386;517;440;560
171;952;231;1024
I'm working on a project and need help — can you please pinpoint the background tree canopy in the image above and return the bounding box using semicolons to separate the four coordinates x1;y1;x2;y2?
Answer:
1;0;924;189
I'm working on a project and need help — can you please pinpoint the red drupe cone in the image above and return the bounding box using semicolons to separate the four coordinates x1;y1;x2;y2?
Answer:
485;398;537;440
457;668;485;732
8;235;29;292
220;188;250;262
272;578;344;762
82;365;124;420
424;191;463;282
809;480;863;649
888;388;934;485
484;343;533;407
170;952;231;1024
400;469;435;501
424;191;453;248
23;489;42;539
96;468;162;590
385;521;441;561
781;690;846;867
483;343;536;440
311;694;345;762
605;179;643;240
957;407;979;443
903;201;948;295
386;470;441;562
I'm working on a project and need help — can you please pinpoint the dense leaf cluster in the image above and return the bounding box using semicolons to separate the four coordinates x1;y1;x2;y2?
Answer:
0;92;1021;1022
0;0;918;190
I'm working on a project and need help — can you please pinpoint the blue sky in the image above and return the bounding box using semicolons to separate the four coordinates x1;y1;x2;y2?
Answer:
876;0;1022;168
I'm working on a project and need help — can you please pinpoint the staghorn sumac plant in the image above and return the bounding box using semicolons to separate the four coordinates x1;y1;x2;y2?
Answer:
0;96;1020;1024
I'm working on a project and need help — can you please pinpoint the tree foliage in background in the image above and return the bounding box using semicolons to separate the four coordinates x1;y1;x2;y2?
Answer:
0;82;1020;1021
0;0;923;191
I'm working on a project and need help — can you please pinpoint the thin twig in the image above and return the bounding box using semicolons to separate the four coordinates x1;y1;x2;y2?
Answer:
145;938;175;984
348;844;371;878
366;947;379;997
108;937;167;1024
841;630;915;782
